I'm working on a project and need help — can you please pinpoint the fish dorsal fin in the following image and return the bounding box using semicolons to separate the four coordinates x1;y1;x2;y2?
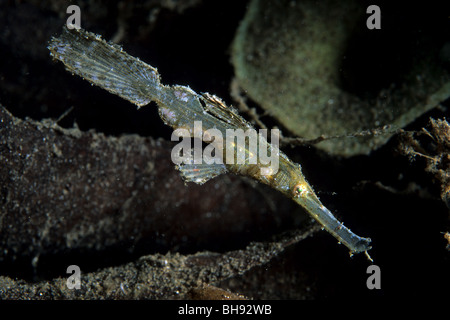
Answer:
199;93;252;130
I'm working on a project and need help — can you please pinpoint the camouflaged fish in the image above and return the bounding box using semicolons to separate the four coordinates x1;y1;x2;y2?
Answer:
48;26;372;259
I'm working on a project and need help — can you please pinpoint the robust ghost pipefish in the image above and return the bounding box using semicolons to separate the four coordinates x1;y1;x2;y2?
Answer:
48;26;372;260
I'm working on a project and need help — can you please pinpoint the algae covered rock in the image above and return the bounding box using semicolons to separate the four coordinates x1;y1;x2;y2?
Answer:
231;0;450;156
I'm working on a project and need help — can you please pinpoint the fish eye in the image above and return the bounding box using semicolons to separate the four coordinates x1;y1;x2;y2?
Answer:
293;183;307;197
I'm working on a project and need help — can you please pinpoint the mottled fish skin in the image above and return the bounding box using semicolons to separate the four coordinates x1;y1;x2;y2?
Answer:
48;27;372;258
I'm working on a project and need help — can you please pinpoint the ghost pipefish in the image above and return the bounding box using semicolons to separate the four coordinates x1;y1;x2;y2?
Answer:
48;26;372;260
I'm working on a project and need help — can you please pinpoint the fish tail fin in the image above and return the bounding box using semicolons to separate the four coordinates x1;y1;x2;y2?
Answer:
48;26;161;107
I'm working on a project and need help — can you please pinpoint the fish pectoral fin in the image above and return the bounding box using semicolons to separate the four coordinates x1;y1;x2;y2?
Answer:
176;161;227;185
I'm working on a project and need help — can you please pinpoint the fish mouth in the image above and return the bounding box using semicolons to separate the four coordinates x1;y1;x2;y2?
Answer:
351;237;372;254
293;190;372;259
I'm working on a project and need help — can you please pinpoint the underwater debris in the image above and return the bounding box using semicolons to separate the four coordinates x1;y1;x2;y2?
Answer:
0;225;319;299
444;232;450;251
231;0;450;156
47;26;372;258
188;283;247;300
399;118;450;209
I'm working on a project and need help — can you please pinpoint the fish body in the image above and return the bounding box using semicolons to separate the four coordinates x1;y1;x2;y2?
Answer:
48;26;372;258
